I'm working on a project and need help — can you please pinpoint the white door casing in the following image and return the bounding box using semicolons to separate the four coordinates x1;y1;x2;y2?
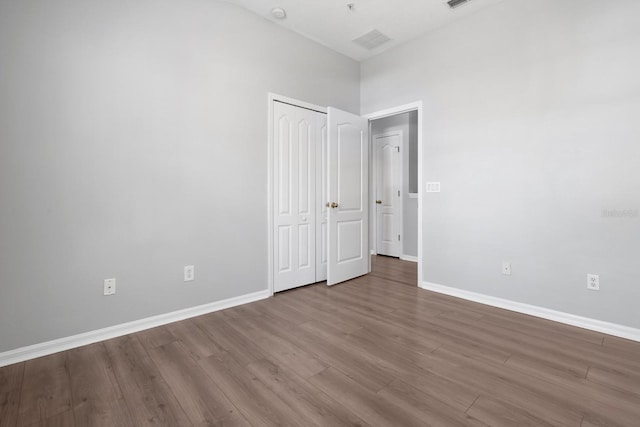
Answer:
374;132;402;257
315;114;328;282
327;107;370;286
363;101;423;288
273;101;319;292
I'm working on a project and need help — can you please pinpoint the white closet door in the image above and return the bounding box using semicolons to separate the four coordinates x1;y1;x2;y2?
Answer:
273;102;317;292
327;107;369;286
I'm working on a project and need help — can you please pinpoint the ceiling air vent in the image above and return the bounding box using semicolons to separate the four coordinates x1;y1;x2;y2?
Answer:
352;29;391;51
447;0;471;9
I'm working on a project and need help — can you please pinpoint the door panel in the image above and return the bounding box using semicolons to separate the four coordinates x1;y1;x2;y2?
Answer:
375;133;402;257
337;220;363;262
278;226;291;272
337;128;364;211
327;107;369;286
298;120;312;215
277;116;292;216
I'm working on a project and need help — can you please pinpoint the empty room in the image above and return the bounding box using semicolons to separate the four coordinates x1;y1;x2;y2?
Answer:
1;0;639;425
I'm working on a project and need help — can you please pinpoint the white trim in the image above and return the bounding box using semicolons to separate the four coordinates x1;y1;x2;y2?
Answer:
269;93;327;114
400;255;418;263
0;289;270;368
364;101;423;288
363;102;421;120
420;281;640;342
408;193;418;199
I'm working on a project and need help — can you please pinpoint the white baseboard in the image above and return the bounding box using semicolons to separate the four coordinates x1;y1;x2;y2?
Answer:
420;281;640;343
0;289;270;368
400;255;418;263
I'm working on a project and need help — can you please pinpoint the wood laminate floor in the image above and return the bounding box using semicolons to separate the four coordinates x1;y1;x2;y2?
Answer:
1;256;639;426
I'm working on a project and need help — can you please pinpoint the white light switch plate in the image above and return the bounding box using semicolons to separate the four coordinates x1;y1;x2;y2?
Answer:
426;182;441;193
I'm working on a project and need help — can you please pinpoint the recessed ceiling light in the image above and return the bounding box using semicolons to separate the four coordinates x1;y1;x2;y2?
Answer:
271;7;287;19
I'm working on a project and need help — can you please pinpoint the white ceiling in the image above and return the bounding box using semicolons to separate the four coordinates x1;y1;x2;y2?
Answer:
226;0;507;61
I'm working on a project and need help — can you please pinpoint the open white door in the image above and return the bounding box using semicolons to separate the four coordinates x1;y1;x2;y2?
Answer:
327;107;369;286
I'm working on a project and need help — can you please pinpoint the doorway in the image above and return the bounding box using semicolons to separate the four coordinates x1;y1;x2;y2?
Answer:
365;102;423;287
369;110;419;262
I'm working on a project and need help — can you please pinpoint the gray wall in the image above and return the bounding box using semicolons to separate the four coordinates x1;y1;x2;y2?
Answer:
361;0;640;328
371;112;419;258
0;0;359;352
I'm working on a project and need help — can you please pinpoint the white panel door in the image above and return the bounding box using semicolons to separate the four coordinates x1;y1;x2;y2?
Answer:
273;102;317;292
315;114;328;282
327;107;369;286
374;133;402;257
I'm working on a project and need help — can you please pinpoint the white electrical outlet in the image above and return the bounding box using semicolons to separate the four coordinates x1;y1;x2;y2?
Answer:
104;278;116;296
502;261;511;276
587;274;600;291
184;265;195;282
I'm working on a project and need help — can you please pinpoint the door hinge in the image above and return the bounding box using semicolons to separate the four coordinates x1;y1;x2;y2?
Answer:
398;234;401;241
398;190;400;197
397;146;400;153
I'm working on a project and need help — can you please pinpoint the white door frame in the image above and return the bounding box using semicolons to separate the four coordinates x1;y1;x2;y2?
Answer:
363;101;423;287
267;93;327;296
372;130;403;258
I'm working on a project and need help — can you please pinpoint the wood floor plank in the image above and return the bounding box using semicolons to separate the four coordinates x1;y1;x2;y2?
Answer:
283;321;395;392
602;335;640;352
0;362;24;427
192;315;266;367
466;395;557;427
67;343;132;427
17;353;73;427
24;409;75;427
198;352;306;427
586;364;640;396
103;335;192;426
505;352;589;382
0;363;24;394
251;312;396;393
135;326;176;350
376;379;486;427
1;390;21;427
147;341;245;426
226;315;328;379
308;367;426;427
165;318;225;360
431;345;637;427
247;358;369;427
341;327;480;412
272;292;362;334
427;346;585;426
301;319;443;390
